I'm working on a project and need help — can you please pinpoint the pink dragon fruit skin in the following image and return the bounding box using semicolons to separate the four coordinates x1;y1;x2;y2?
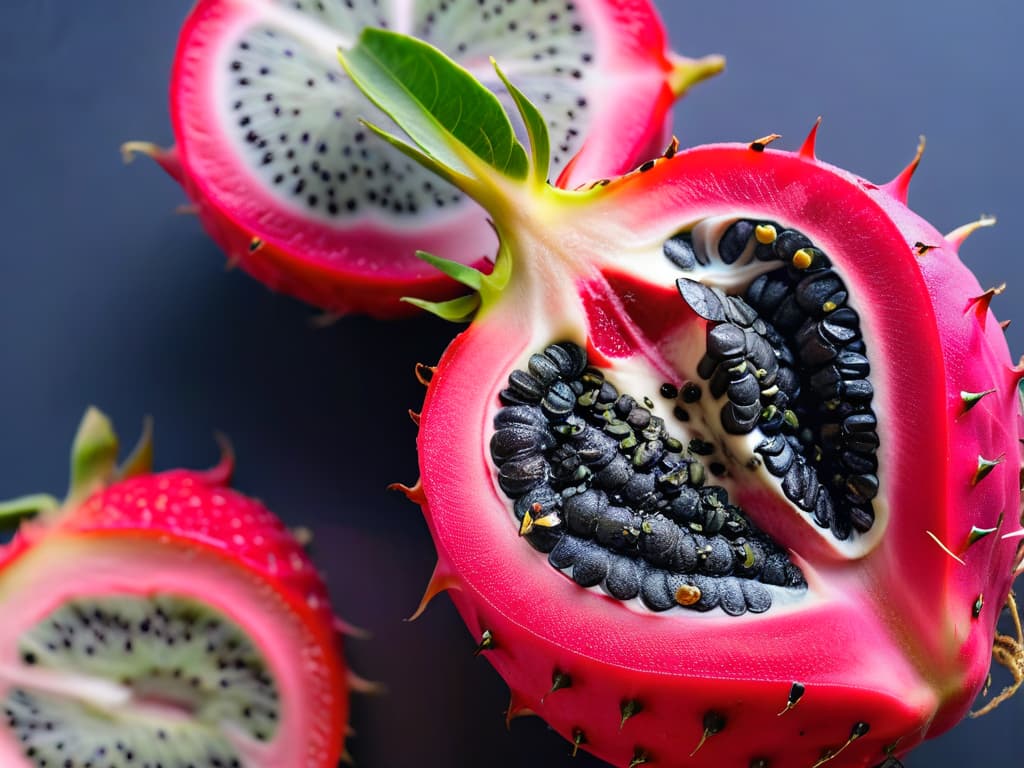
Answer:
400;135;1024;768
328;28;1024;759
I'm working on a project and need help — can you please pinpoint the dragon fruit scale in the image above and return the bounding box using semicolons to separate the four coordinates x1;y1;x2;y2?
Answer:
338;30;1024;768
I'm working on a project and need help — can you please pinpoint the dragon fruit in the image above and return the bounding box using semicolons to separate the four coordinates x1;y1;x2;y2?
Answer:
338;30;1024;768
123;0;722;318
0;409;350;768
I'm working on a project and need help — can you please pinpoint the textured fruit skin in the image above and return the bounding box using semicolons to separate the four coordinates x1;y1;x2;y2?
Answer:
149;0;698;318
0;460;348;767
410;144;1024;767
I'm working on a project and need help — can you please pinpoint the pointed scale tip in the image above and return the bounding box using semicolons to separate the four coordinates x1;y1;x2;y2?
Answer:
347;669;386;696
200;432;235;487
1009;355;1024;385
667;52;726;98
505;691;537;729
333;616;372;640
387;479;424;503
406;563;461;622
798;117;823;160
965;284;1006;330
946;214;997;251
119;141;183;183
880;135;925;204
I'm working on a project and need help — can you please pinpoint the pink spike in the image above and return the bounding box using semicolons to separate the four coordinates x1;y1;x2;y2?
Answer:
964;284;1006;330
200;433;235;487
505;691;537;729
387;479;425;503
120;141;184;184
881;136;926;204
798;117;823;160
946;215;997;251
406;562;461;622
1007;355;1024;385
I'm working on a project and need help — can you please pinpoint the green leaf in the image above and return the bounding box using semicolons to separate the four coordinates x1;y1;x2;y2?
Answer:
403;293;481;322
415;251;483;291
339;28;528;180
491;58;550;182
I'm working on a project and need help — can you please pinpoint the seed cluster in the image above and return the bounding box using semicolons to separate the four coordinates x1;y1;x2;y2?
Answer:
669;220;879;540
5;595;280;767
490;342;806;615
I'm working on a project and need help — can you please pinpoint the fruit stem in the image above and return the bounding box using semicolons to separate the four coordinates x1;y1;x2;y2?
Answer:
667;52;726;98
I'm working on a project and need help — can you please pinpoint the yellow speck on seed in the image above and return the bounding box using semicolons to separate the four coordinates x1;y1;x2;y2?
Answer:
792;248;814;269
755;224;777;244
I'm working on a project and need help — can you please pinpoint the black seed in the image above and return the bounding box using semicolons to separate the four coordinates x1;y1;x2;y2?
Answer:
495;405;550;430
719;577;747;616
677;278;727;322
508;369;545;402
640;570;675;611
691;575;720;611
707;324;747;360
741;581;770;614
681;383;702;403
606;556;642;600
490;423;556;461
812;488;834;529
542;381;576;421
660;383;678;399
841;378;874;403
761;441;795;476
846;473;879;502
528;353;562;385
638;516;679;567
718;220;754;264
836;350;870;378
544;342;587;379
549;535;587;569
723;296;759;327
563;490;608;537
626;407;652;430
664;234;697;270
721;401;761;434
746;274;791;315
795;271;845;315
498;453;549;495
595;506;639;550
572;543;610;586
771;294;806;334
781;461;808;503
593;454;631;489
796;321;837;367
849;504;875;532
772;229;813;261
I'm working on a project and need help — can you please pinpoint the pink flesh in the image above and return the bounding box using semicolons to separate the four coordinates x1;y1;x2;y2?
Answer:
0;533;343;767
413;144;1023;765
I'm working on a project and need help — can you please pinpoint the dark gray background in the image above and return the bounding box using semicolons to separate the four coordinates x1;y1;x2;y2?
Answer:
0;2;1021;766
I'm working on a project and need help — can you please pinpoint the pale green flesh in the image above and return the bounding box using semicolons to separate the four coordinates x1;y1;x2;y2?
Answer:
224;0;595;225
5;594;279;767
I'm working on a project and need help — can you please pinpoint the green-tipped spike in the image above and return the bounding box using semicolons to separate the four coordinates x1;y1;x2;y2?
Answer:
619;699;643;730
973;593;985;618
570;729;586;757
968;518;1002;547
473;629;495;656
628;747;650;768
972;454;1004;486
68;407;119;506
403;293;481;322
116;416;154;480
545;670;572;700
961;388;997;414
414;251;484;291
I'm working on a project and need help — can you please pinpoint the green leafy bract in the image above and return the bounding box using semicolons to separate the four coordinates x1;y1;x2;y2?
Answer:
338;29;529;181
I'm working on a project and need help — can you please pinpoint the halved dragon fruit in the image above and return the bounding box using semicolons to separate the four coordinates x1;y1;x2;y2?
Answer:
339;31;1024;767
124;0;722;318
0;410;350;768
